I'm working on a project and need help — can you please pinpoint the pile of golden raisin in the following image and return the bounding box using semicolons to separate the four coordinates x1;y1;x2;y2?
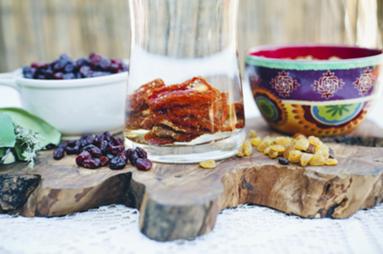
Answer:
237;130;338;167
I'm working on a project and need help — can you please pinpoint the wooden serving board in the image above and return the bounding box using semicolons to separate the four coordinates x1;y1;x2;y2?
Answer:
1;118;383;241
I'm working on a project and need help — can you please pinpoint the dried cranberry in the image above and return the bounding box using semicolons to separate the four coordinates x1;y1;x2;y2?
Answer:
22;66;35;79
51;131;151;171
63;73;75;79
109;156;126;170
65;141;80;154
53;72;63;79
100;140;109;153
102;131;112;141
109;63;120;73
89;53;102;66
82;158;101;169
92;134;103;146
23;53;127;80
31;62;44;68
106;153;115;160
66;140;77;146
108;144;125;155
111;59;122;65
79;65;91;78
111;137;124;146
59;54;71;63
99;156;109;167
83;135;95;146
129;150;140;166
76;151;91;166
83;144;102;157
134;147;147;159
93;134;105;147
57;142;68;150
75;58;89;67
125;149;133;161
53;148;65;160
64;63;75;73
99;58;111;69
135;158;152;171
53;61;65;71
119;152;127;162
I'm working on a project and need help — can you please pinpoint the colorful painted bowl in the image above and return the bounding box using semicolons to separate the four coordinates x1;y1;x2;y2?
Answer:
245;45;383;136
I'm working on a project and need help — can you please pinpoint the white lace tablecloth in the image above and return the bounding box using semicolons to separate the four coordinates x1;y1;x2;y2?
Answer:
0;204;382;254
1;84;383;254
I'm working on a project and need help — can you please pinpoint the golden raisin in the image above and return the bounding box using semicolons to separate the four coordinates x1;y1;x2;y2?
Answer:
269;145;286;153
309;153;326;166
308;136;322;147
288;150;302;163
237;140;253;157
237;151;245;157
243;140;253;156
315;145;330;157
257;141;268;152
268;150;279;159
300;153;313;166
248;130;257;138
275;136;292;146
263;136;275;144
199;160;216;169
263;146;272;156
258;136;274;151
325;158;338;166
283;146;294;158
250;137;262;147
243;133;337;168
294;138;309;151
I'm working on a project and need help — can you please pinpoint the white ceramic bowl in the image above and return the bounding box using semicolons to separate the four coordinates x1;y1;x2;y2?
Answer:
0;70;128;137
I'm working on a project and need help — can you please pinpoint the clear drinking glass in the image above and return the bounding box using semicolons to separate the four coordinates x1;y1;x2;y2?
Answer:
125;0;245;163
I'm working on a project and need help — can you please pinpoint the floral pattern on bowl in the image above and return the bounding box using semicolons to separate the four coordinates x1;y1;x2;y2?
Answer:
246;45;383;136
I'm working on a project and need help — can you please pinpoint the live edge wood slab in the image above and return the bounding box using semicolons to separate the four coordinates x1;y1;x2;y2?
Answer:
1;118;383;241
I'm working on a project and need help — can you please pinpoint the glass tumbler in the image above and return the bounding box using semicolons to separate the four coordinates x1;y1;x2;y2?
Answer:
125;0;245;163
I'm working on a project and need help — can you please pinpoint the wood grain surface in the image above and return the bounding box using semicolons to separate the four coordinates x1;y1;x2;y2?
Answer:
1;118;383;241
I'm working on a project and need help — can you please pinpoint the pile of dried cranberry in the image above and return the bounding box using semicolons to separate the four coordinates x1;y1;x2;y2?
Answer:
53;132;152;171
22;53;128;80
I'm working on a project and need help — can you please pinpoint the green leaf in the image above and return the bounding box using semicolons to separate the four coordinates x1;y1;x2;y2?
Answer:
0;147;6;158
0;108;61;147
0;113;16;148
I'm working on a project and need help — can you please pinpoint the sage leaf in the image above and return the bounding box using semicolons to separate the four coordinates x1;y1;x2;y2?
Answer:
0;113;16;148
0;108;61;147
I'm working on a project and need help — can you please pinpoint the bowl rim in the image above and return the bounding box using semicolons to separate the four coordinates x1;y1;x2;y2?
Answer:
12;70;128;89
245;44;383;70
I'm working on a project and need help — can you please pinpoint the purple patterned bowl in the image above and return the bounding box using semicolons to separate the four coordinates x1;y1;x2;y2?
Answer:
245;44;383;136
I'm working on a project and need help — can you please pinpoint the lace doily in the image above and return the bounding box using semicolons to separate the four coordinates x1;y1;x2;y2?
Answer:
0;204;382;254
